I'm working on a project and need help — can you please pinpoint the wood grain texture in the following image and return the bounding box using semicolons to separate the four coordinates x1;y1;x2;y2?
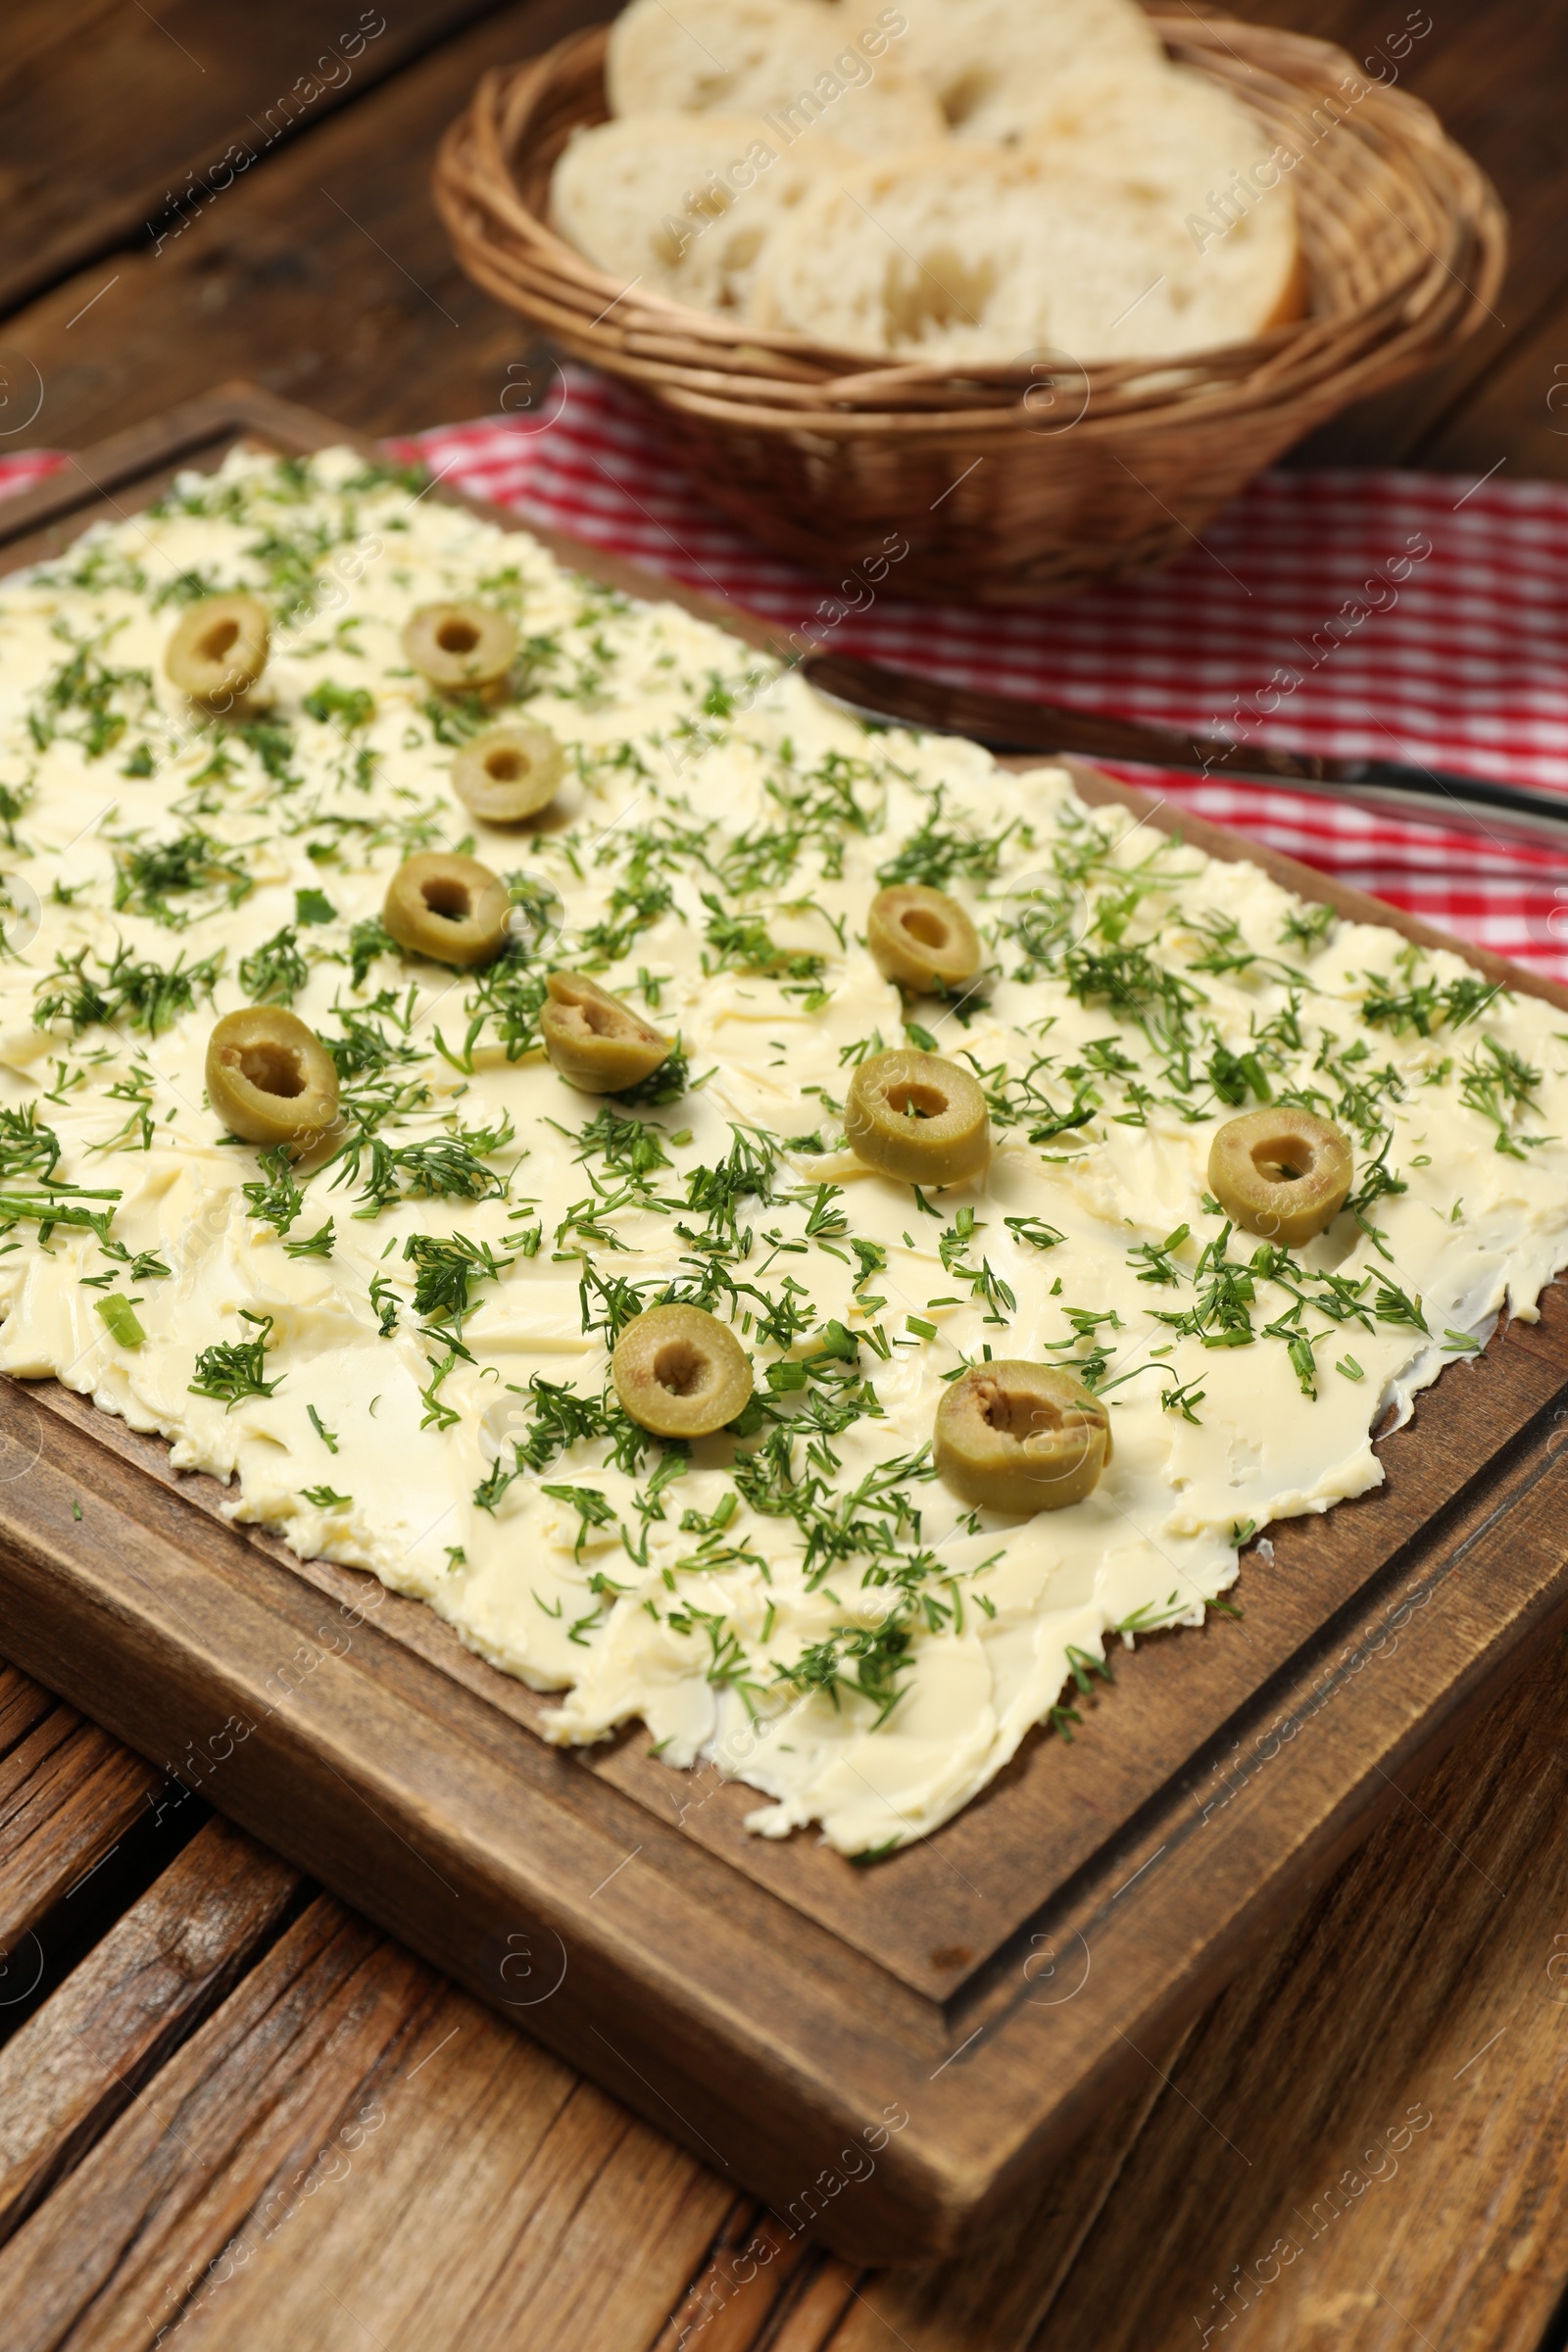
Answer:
0;1683;160;1954
8;1632;1568;2352
0;0;515;315
0;1817;298;2247
0;1668;56;1779
168;1992;730;2352
0;1895;436;2351
0;0;605;456
0;1880;729;2352
662;2030;1191;2352
645;1634;1568;2352
1238;0;1568;478
657;2209;845;2352
5;389;1568;2265
1414;289;1568;480
1030;1634;1568;2352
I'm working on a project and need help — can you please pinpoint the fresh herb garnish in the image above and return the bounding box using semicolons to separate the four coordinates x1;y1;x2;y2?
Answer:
189;1309;280;1408
239;925;309;1005
242;1146;305;1236
303;681;375;730
35;944;222;1037
111;828;252;926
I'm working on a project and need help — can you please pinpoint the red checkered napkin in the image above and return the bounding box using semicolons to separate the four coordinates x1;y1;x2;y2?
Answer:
12;379;1568;977
0;452;69;500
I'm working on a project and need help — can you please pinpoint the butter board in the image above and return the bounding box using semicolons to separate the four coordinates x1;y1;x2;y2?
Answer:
1;384;1566;2262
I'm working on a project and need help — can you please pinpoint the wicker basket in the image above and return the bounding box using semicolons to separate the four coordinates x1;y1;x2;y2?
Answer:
432;14;1505;604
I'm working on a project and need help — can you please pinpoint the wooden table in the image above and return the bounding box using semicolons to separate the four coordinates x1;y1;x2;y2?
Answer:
4;5;1568;2345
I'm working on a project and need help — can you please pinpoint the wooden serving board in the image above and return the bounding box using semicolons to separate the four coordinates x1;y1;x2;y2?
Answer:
2;384;1567;2266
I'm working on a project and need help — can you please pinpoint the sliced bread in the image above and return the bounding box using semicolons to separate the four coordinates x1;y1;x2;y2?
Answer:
606;0;946;154
747;133;1300;364
842;0;1166;143
1025;59;1303;325
551;112;857;316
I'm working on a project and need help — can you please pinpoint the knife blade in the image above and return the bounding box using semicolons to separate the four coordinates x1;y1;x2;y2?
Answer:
802;651;1568;858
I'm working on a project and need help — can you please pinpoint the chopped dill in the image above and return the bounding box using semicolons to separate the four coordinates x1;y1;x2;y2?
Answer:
189;1309;280;1408
875;786;1018;890
242;1146;305;1236
403;1230;509;1334
344;915;397;990
111;827;252;926
28;634;152;761
1361;969;1502;1038
0;1104;62;1183
1459;1033;1546;1157
239;925;309;1005
34;943;222;1038
283;1219;336;1260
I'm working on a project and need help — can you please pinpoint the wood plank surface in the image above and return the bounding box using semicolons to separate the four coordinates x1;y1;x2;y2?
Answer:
1416;288;1568;483
7;1616;1568;2347
0;2;515;315
0;0;605;457
675;1632;1568;2352
1246;0;1568;475
0;1818;298;2247
0;1680;161;1953
0;1897;440;2350
0;1876;730;2352
166;1996;729;2352
0;1669;57;1781
1031;1633;1568;2352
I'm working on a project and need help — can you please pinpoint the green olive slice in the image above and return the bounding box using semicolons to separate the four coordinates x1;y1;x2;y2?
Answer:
452;723;564;824
402;602;516;691
867;884;981;993
541;972;672;1095
165;593;270;704
383;852;511;968
612;1304;753;1438
1208;1106;1353;1247
845;1048;990;1186
935;1362;1110;1515
207;1007;339;1148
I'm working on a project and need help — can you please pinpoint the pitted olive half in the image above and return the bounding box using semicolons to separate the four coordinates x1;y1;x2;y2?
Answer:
165;594;270;705
541;972;672;1095
1208;1106;1353;1247
207;1007;339;1147
845;1048;990;1185
868;884;981;994
383;852;511;968
935;1362;1110;1515
402;602;516;692
612;1304;753;1438
452;723;564;824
